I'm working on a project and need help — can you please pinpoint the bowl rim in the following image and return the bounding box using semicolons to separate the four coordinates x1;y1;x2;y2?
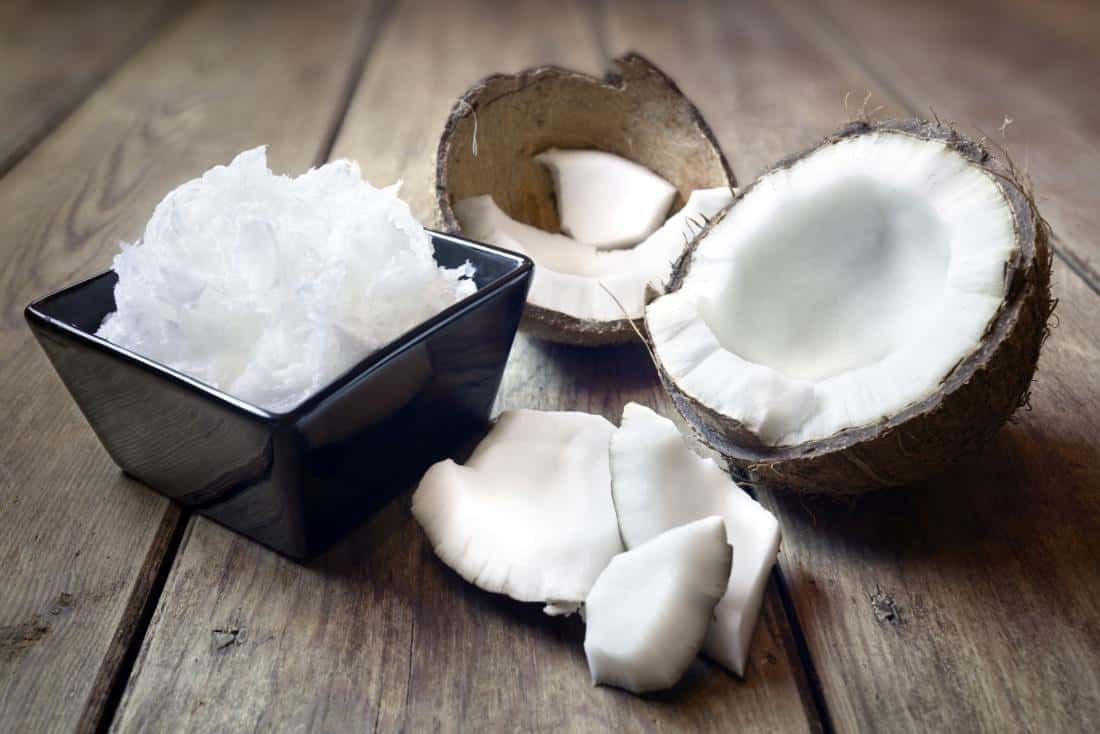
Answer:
24;230;533;424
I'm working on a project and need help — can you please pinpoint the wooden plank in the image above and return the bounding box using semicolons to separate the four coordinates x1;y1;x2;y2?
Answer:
0;0;379;731
600;0;909;180
765;1;1100;729
780;0;1100;287
109;0;820;731
603;0;1100;730
0;0;187;176
1000;0;1100;54
762;273;1100;733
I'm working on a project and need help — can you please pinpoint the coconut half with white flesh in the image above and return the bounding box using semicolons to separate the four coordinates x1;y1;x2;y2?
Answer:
610;403;780;676
584;516;732;694
411;410;622;612
534;148;677;250
437;53;734;345
647;120;1054;493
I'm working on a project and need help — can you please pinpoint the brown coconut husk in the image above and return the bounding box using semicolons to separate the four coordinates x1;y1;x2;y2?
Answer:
436;53;735;346
650;119;1055;494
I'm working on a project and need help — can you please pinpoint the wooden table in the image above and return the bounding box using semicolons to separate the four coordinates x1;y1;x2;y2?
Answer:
2;0;1098;731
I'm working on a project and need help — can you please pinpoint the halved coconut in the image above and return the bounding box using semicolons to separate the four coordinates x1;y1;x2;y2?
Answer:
610;403;780;676
647;120;1053;493
411;410;622;611
584;516;732;694
437;53;734;345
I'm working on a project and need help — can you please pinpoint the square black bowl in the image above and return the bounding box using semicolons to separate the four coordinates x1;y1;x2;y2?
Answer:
25;231;532;559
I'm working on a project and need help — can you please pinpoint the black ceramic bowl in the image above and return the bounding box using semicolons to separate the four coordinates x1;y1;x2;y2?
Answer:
26;232;532;559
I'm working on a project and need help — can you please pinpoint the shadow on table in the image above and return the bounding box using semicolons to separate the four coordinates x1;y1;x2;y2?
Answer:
764;417;1100;643
523;336;660;387
767;420;1098;559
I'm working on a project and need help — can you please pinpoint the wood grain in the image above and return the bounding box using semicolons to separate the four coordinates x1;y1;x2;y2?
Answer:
0;0;378;731
1000;0;1100;52
109;0;820;731
0;0;187;176
601;0;907;182
781;0;1100;288
601;0;1100;730
8;0;1097;731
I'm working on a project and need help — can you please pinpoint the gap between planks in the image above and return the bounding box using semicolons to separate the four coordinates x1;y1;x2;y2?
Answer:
599;0;1099;731
313;0;401;167
0;0;193;182
579;5;835;724
93;514;191;734
85;3;402;731
69;0;1098;728
105;2;818;730
777;0;1100;297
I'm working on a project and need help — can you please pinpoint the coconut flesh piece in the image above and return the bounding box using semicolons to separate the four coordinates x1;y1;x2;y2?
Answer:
584;516;732;694
647;130;1019;448
411;410;622;613
610;402;780;676
535;148;677;250
454;187;732;323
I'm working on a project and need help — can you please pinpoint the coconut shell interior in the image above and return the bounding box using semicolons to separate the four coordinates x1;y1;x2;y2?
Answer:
654;119;1054;495
436;53;734;344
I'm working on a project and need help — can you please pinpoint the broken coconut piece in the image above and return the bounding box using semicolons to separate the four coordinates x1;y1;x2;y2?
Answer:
411;410;622;612
610;403;780;676
437;53;734;345
535;148;677;250
584;516;732;694
647;119;1053;493
454;187;732;327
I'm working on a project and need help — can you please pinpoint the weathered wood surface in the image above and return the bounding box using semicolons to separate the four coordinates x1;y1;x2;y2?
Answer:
2;0;1099;731
601;0;1100;730
784;0;1100;287
0;0;187;177
1001;0;1100;51
0;0;378;731
108;1;820;731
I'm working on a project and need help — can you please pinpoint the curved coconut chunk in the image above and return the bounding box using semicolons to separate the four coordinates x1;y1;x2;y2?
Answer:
584;516;732;694
610;403;780;676
535;148;677;250
411;410;622;611
453;195;616;276
454;188;731;322
647;131;1018;447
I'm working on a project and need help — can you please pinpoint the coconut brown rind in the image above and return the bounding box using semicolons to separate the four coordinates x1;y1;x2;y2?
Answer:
651;119;1055;494
521;302;635;347
436;53;735;346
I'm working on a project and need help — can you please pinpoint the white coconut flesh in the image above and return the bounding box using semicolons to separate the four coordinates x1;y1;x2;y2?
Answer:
584;516;732;694
411;410;622;612
647;131;1018;447
534;148;677;250
454;187;732;322
610;403;780;676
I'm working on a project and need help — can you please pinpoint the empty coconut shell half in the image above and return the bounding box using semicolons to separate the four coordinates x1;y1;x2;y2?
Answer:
647;119;1054;494
436;53;734;345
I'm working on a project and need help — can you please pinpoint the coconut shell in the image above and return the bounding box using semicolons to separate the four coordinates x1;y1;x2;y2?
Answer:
651;119;1055;494
436;53;735;345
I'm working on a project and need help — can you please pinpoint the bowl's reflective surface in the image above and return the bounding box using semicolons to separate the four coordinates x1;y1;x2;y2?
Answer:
26;232;532;559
